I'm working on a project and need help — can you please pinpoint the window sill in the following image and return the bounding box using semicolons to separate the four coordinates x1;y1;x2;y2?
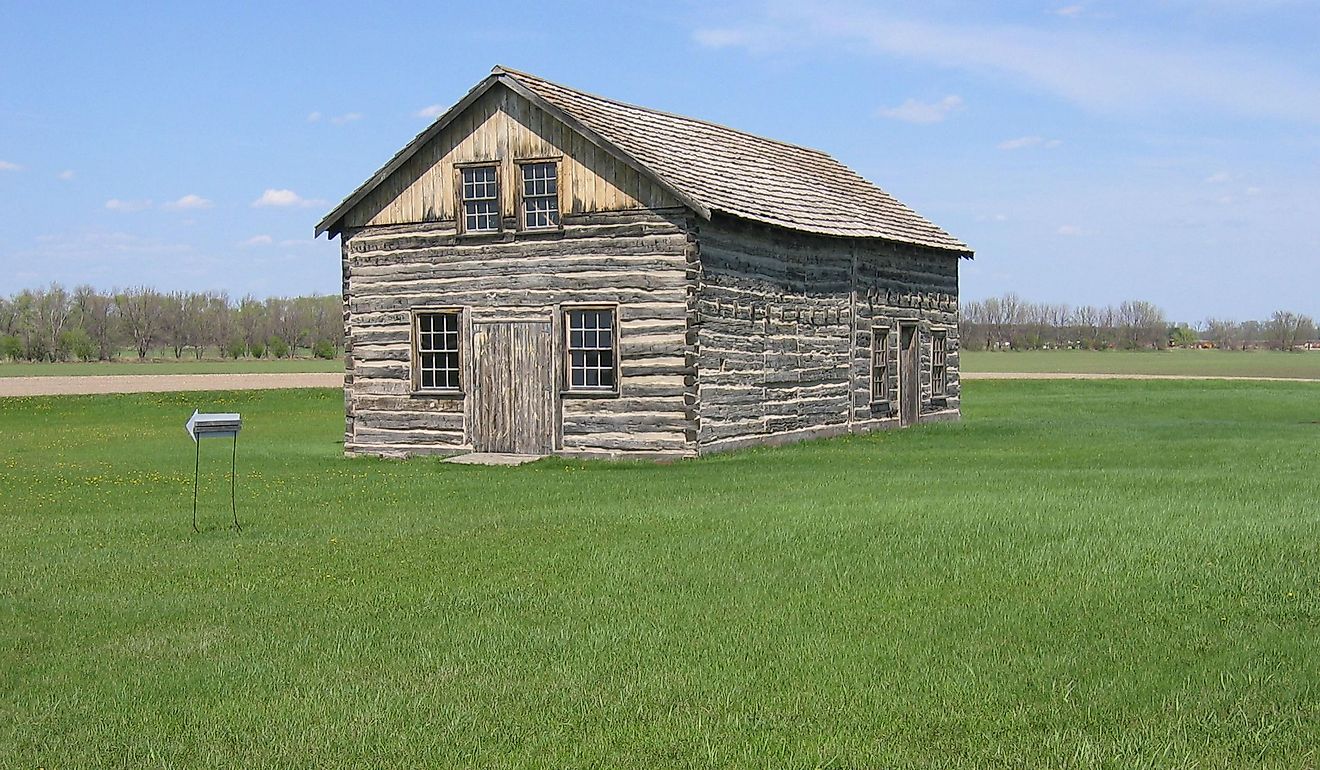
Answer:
561;389;619;399
455;230;506;243
411;389;465;399
517;226;565;239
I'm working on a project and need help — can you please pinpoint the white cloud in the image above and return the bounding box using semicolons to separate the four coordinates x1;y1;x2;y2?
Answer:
164;194;213;210
0;160;21;171
309;110;363;124
416;104;446;119
998;136;1063;150
1055;4;1085;17
877;95;963;124
252;188;324;208
693;3;1320;123
694;27;758;49
1057;224;1083;236
105;198;152;212
241;234;274;246
57;169;75;180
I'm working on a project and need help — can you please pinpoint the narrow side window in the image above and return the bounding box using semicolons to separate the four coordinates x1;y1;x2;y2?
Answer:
871;326;890;404
931;330;948;398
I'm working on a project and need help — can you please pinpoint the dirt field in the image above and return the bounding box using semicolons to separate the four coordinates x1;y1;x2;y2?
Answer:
961;372;1319;382
2;370;1315;397
0;372;343;397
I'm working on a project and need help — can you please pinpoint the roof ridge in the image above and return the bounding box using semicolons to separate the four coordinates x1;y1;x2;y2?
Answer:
492;64;832;158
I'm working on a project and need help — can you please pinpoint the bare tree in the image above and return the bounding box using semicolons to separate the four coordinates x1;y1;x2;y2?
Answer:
1118;300;1166;349
1204;318;1238;350
1267;310;1316;351
116;286;163;359
74;285;118;360
34;283;73;361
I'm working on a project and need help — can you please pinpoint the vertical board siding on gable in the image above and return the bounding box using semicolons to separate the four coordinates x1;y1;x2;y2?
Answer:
341;86;676;230
695;216;961;453
341;210;696;458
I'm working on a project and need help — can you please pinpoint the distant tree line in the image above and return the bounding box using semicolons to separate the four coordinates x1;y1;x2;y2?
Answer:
961;294;1317;352
0;284;343;362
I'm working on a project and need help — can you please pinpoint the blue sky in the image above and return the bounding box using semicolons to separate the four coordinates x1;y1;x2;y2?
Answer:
2;0;1316;322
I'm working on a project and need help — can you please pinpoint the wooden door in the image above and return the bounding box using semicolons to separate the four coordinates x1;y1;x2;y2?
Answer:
469;321;555;454
899;323;919;427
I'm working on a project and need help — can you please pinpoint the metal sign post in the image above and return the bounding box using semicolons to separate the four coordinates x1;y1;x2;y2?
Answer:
186;410;242;532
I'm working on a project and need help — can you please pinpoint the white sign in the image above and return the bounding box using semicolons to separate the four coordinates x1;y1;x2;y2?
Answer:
185;410;242;442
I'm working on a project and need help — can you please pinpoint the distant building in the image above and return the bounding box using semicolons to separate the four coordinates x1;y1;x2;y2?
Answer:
316;67;972;459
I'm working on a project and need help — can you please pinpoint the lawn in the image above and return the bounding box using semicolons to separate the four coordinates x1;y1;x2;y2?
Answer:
0;357;343;377
961;348;1320;379
2;381;1318;768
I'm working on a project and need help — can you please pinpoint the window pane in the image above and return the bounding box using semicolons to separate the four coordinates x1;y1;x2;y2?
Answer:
521;162;558;229
461;166;499;232
566;309;616;391
417;312;461;390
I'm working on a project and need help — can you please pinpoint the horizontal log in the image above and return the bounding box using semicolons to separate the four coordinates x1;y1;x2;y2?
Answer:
352;395;463;413
561;396;687;416
561;432;691;452
354;268;689;297
562;414;691;434
353;427;465;445
351;292;687;316
354;410;465;432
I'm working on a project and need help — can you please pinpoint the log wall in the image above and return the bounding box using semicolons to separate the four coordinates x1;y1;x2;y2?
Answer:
341;209;697;459
693;215;961;453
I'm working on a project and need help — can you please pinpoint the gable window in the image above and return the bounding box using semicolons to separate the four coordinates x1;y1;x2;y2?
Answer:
931;330;948;398
520;161;560;229
415;311;461;391
565;308;617;393
871;325;890;405
460;165;499;233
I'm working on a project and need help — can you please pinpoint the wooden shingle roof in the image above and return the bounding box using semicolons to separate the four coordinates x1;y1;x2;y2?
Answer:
318;66;971;255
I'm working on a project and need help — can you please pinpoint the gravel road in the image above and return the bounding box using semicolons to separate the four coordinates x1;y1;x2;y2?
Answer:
0;372;343;397
2;370;1314;398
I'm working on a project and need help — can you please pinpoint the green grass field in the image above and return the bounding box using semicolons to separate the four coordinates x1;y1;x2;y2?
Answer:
961;348;1320;379
0;357;343;377
3;381;1318;767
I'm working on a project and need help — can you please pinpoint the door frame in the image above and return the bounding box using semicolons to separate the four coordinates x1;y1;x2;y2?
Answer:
898;321;920;427
467;319;557;454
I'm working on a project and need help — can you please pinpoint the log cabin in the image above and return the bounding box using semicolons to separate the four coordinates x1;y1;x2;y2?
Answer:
316;66;973;459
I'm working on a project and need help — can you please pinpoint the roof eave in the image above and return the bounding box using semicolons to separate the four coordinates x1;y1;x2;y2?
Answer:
316;69;714;239
494;71;712;221
314;74;503;238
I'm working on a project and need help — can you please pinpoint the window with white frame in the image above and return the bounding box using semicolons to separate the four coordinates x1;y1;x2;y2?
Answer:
871;326;890;404
931;330;948;397
565;308;616;392
520;161;559;229
460;165;499;233
415;311;461;391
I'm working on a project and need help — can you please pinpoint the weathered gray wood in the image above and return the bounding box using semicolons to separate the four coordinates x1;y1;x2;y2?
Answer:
334;98;962;460
469;321;555;454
